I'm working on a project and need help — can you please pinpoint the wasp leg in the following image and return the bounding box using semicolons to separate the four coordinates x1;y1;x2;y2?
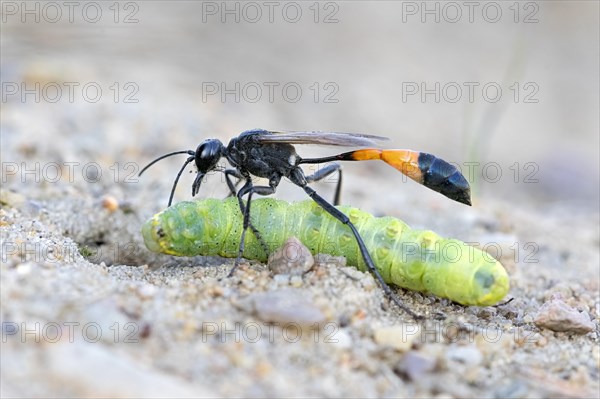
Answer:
223;170;270;260
224;169;243;197
289;167;423;320
228;176;279;278
304;163;343;206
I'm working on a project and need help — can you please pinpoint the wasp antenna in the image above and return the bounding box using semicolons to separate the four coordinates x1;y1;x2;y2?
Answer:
168;156;196;207
139;150;195;177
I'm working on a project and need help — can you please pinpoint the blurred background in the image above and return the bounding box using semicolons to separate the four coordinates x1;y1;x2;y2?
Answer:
2;1;598;210
1;1;599;397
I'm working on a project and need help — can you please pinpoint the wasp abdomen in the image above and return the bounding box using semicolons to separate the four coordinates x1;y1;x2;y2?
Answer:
418;153;471;206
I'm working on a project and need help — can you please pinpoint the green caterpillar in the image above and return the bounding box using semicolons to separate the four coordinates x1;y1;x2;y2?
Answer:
142;198;509;306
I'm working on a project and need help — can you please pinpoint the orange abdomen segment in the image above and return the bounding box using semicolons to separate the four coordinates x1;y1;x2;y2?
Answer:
350;149;424;183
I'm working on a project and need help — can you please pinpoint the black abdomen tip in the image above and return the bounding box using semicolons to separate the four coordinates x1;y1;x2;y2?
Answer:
419;153;472;206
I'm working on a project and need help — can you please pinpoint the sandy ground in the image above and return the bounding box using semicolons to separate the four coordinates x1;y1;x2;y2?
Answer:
1;2;599;398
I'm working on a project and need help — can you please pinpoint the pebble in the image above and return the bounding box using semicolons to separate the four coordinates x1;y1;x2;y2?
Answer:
445;345;483;368
328;328;353;349
592;345;600;364
476;306;497;319
0;190;42;217
493;380;530;399
16;262;33;275
535;334;548;347
137;283;157;299
373;325;422;352
533;298;595;334
290;275;303;287
249;288;327;326
394;351;436;381
0;189;25;207
268;237;314;276
272;274;291;285
101;195;120;212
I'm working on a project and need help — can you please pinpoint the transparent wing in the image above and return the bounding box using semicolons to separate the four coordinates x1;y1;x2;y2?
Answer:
256;130;389;147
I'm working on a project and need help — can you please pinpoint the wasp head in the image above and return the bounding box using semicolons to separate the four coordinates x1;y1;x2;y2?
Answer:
192;139;225;197
194;139;224;173
139;139;226;207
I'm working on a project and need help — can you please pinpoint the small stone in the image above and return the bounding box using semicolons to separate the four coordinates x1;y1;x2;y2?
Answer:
101;195;120;212
328;328;353;349
373;324;422;352
268;237;314;276
137;284;157;299
593;345;600;364
289;275;303;287
272;274;290;285
250;288;327;326
0;189;26;207
535;334;548;347
534;298;595;334
522;313;534;323
476;306;497;319
0;191;41;217
395;351;436;381
254;361;272;378
16;262;33;275
445;345;483;368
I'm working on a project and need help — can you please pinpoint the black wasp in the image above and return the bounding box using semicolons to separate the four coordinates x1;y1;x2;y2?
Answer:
139;129;471;318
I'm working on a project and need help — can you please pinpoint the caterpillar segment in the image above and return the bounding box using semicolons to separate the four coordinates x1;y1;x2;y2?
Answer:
142;198;509;306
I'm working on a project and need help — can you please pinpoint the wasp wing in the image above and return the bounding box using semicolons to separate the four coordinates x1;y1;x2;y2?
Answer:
256;130;389;147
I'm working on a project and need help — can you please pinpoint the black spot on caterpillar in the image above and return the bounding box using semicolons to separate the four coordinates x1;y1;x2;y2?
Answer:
142;198;509;306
